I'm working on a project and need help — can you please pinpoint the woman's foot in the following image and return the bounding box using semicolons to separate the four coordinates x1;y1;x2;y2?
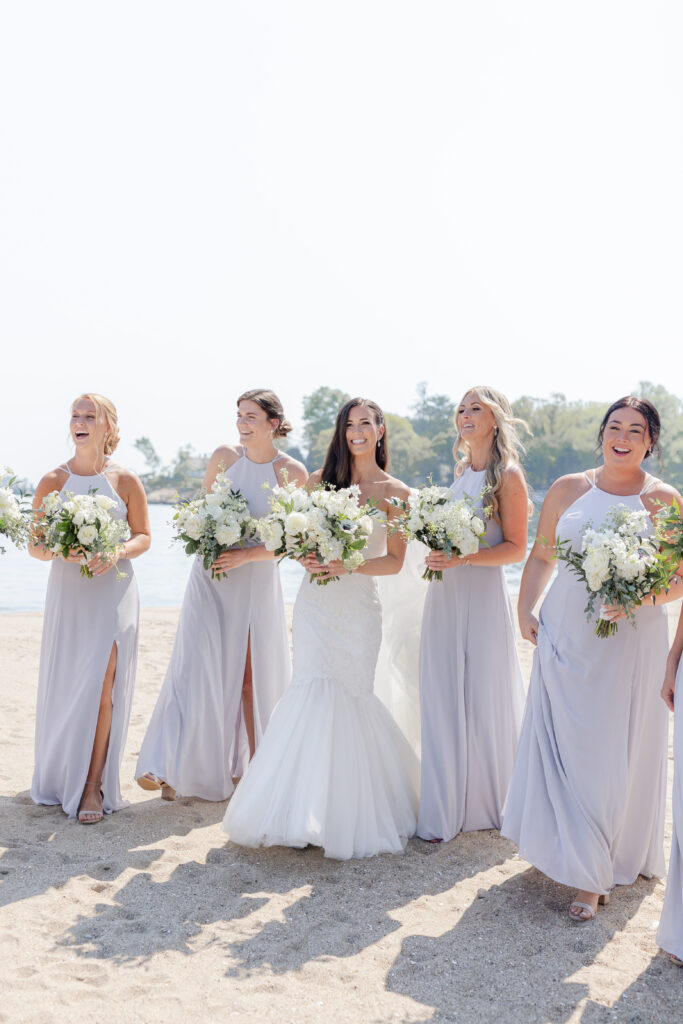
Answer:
78;780;103;824
137;774;175;801
568;890;609;921
670;953;683;967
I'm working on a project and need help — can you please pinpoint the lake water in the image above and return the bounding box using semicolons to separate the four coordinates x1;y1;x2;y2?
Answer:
0;504;527;613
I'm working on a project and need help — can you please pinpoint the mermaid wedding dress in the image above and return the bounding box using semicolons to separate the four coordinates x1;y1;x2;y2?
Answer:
222;515;419;859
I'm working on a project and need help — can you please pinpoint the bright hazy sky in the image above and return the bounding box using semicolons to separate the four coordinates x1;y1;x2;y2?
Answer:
2;1;681;484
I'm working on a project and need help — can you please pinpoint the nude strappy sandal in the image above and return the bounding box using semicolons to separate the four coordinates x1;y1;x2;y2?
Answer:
137;773;176;801
78;780;104;824
568;893;610;921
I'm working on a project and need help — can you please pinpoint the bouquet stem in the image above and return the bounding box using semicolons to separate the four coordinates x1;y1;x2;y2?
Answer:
595;618;618;639
422;568;443;582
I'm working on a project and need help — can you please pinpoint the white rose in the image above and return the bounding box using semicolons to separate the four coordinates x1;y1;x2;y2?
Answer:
291;489;307;511
285;511;308;536
215;524;240;547
95;494;116;511
358;515;373;536
77;524;98;548
184;515;203;540
471;516;485;537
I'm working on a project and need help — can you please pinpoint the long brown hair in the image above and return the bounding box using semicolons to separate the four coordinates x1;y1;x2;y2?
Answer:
321;398;388;488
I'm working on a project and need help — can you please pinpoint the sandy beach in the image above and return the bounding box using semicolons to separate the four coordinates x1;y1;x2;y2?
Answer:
2;602;682;1024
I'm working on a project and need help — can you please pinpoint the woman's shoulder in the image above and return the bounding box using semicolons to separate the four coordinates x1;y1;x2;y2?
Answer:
276;452;308;485
36;466;68;493
540;471;592;514
108;464;145;493
210;443;242;466
643;477;682;506
375;474;410;504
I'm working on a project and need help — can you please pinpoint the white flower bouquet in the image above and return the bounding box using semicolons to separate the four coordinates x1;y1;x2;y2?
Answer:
390;483;489;581
0;468;32;553
556;504;675;638
171;468;257;580
38;489;130;579
258;480;376;584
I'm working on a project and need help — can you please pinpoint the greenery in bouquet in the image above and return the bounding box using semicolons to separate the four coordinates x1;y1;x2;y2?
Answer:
655;499;683;566
171;468;256;580
0;468;32;553
390;481;490;581
258;479;376;585
555;504;676;638
39;489;130;579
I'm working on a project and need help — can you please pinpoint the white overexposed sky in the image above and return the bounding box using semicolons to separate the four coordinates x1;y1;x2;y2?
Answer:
1;1;681;484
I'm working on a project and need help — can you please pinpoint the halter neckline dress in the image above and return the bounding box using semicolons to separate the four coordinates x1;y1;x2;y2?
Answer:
502;471;669;893
136;448;291;800
417;466;525;840
31;462;139;817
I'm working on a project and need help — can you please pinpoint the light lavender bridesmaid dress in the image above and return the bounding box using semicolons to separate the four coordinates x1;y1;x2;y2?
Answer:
31;464;139;818
658;660;683;961
417;466;525;841
502;472;669;894
135;449;290;801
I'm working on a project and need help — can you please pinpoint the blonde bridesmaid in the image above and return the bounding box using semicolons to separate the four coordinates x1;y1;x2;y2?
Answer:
417;386;529;842
30;394;150;823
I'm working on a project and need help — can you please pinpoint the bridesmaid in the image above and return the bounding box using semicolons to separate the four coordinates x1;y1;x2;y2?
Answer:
30;394;151;823
503;396;683;920
417;386;529;842
136;388;307;802
658;606;683;965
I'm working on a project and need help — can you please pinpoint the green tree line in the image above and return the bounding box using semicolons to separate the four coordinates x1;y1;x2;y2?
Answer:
135;381;683;500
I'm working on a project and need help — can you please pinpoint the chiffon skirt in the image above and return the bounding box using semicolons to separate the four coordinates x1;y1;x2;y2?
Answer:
502;573;669;894
658;662;683;959
136;558;290;801
31;558;139;818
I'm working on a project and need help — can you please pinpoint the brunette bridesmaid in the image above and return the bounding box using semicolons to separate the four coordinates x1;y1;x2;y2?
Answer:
136;389;307;801
503;397;683;920
30;394;150;823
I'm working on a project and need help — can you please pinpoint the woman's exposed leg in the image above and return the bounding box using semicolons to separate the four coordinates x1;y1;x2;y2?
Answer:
78;643;117;821
242;635;256;760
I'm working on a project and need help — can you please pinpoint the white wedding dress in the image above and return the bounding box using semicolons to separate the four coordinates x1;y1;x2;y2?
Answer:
222;515;419;859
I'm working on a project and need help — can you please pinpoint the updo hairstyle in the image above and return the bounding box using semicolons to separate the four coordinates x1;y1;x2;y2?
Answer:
72;393;120;455
596;396;661;460
237;388;292;437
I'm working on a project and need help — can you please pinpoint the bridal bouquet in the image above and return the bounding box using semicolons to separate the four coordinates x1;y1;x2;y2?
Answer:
172;468;257;580
555;504;674;638
258;480;376;584
0;468;32;553
38;489;130;579
390;483;489;581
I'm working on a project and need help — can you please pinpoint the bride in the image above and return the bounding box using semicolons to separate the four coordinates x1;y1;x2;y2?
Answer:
222;397;418;859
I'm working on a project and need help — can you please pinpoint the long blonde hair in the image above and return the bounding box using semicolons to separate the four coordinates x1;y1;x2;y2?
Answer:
453;385;531;520
72;393;120;455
